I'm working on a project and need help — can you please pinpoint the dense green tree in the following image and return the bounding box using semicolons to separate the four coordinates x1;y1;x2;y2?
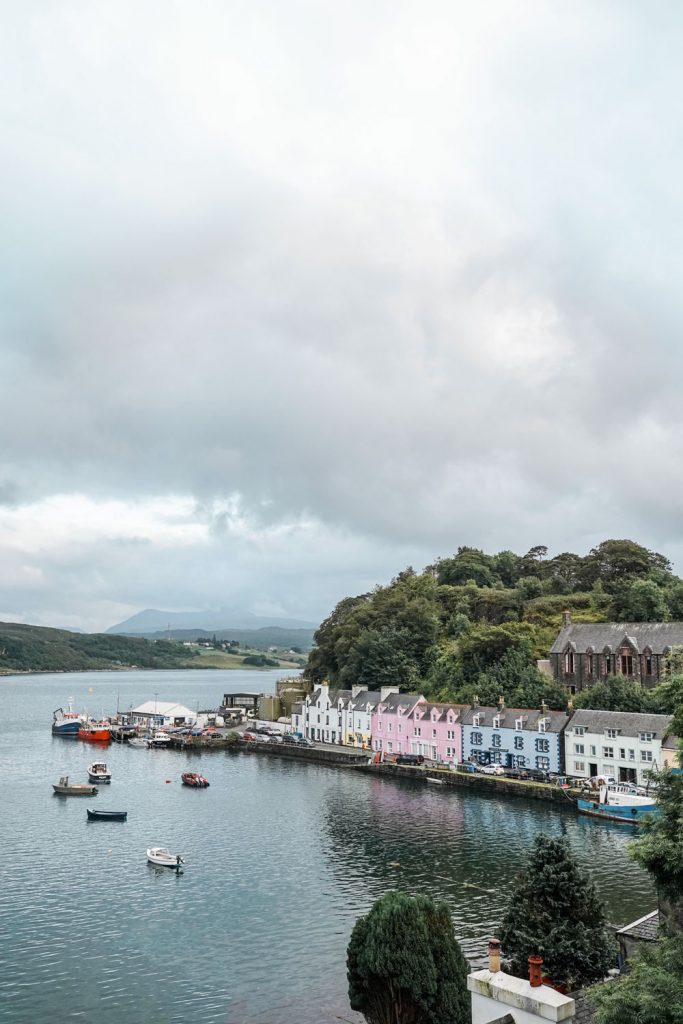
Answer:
612;578;670;622
457;623;539;684
347;891;470;1024
630;767;683;932
499;835;614;988
492;549;522;588
337;627;421;691
436;547;496;588
582;539;672;593
469;648;568;710
573;678;655;714
667;583;683;619
593;937;683;1024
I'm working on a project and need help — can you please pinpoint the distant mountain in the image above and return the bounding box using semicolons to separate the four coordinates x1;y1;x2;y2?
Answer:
107;608;318;635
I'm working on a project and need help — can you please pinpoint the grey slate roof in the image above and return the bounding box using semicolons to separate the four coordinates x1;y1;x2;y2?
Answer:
616;909;660;943
459;706;570;733
377;692;423;714
347;690;381;711
551;621;683;655
308;687;351;708
568;708;673;738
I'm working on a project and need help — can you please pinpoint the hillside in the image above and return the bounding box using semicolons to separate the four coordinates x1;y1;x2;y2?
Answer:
107;607;317;634
0;621;197;674
136;626;315;651
305;539;683;710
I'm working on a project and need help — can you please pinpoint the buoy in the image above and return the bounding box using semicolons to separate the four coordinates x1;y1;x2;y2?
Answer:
166;779;171;783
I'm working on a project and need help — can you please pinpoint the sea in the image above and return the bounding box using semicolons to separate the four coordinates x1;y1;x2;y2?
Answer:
0;669;656;1024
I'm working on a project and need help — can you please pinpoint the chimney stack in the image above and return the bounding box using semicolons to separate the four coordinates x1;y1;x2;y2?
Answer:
488;938;501;973
497;695;505;711
562;609;571;628
472;694;480;709
528;955;543;988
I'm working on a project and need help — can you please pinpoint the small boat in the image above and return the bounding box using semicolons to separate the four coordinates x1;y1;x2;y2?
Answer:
87;761;111;783
53;776;98;796
181;772;210;788
127;736;149;749
147;847;184;873
426;777;445;785
87;809;127;821
52;701;85;736
147;731;171;748
577;785;659;824
79;720;112;743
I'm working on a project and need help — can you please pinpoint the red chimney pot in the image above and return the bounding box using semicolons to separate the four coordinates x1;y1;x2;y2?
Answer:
528;955;543;987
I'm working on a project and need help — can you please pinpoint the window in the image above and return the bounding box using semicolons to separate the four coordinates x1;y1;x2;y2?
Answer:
644;653;653;675
325;715;329;726
574;744;585;755
432;729;437;738
377;721;382;731
640;732;655;742
605;729;618;739
564;651;575;673
493;715;501;729
586;654;593;674
515;755;527;768
641;751;654;762
574;760;585;772
620;652;634;675
387;722;392;733
473;714;482;727
629;749;635;761
619;748;626;760
447;729;455;740
471;732;483;746
387;742;393;753
514;736;524;750
538;719;548;733
535;738;550;753
398;723;402;734
414;726;421;737
574;726;586;736
590;745;597;756
491;751;502;764
603;746;614;759
515;718;523;731
492;735;501;748
536;756;550;770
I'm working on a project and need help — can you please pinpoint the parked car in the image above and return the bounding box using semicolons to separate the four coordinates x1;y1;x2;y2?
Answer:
297;737;315;747
268;734;283;743
477;764;505;776
395;754;425;766
242;731;258;741
452;762;477;773
282;733;299;745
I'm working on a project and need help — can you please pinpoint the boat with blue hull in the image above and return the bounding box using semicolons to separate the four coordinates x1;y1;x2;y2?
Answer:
578;786;658;824
52;702;84;736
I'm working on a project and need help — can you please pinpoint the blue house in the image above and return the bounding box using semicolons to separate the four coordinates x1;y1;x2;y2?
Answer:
459;703;569;773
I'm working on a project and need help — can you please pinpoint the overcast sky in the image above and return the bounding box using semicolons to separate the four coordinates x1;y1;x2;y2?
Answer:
2;1;683;632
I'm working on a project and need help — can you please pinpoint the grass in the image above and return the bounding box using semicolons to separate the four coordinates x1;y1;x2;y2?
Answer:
189;648;305;670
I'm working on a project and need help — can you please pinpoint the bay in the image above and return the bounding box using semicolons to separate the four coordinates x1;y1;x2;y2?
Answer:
0;670;655;1024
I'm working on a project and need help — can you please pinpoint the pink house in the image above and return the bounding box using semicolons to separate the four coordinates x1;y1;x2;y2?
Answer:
371;694;464;764
408;702;464;764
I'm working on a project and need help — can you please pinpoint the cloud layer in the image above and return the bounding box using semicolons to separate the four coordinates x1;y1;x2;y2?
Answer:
2;1;683;629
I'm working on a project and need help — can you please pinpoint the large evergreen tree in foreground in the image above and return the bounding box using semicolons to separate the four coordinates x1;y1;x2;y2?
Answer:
499;835;613;988
347;891;470;1024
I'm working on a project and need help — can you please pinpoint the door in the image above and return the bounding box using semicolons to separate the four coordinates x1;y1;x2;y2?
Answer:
589;763;598;777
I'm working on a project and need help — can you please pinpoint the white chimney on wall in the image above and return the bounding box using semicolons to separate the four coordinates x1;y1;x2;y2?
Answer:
468;950;575;1024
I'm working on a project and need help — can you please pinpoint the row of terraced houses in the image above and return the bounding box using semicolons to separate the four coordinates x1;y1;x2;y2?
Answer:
290;685;678;786
292;613;683;785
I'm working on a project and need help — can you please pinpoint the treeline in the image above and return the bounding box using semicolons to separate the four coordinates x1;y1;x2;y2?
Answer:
305;539;683;711
0;621;198;674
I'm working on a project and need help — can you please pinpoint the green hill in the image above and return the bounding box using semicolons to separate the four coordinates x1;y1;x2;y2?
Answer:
0;621;198;674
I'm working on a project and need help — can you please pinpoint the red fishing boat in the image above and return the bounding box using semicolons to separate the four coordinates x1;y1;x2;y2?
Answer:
79;720;112;743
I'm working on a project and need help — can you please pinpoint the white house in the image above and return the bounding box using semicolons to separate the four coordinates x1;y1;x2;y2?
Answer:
297;683;351;744
126;701;197;727
564;709;674;785
341;686;398;748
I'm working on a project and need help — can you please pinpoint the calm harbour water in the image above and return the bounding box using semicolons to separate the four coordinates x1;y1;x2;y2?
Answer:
1;669;656;1024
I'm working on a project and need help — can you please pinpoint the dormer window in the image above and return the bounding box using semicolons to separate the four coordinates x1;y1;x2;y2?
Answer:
515;718;523;731
538;718;548;734
574;726;585;736
473;713;482;728
605;728;619;739
640;732;655;742
493;715;501;729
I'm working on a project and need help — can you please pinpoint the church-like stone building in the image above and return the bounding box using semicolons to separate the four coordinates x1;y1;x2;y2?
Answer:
550;610;683;693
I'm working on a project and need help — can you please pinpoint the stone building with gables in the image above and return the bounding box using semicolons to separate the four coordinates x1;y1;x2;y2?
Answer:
550;610;683;692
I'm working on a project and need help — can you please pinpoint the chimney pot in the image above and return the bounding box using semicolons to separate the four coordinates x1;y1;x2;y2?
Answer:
488;938;501;973
528;955;543;988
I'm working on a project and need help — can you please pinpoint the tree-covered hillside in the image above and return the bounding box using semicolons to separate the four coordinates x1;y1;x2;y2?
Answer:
0;621;198;674
305;539;683;710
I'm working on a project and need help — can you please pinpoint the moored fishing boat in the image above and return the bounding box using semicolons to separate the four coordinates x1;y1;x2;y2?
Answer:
577;785;658;824
52;701;85;736
181;772;210;788
147;731;171;748
79;720;112;743
87;808;127;821
53;776;98;796
147;847;184;873
87;761;111;783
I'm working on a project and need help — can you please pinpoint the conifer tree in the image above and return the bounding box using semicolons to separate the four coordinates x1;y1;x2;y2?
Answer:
347;891;470;1024
499;835;613;988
